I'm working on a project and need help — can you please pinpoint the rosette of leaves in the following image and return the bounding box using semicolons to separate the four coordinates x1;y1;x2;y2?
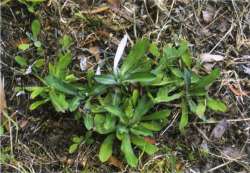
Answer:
84;90;170;167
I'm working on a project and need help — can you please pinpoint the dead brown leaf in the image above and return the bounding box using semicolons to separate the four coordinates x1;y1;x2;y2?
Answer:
144;136;156;144
15;38;29;48
106;0;120;8
89;46;100;62
82;6;110;15
108;155;124;169
228;84;248;96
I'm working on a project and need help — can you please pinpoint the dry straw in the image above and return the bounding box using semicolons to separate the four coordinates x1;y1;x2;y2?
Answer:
0;74;6;112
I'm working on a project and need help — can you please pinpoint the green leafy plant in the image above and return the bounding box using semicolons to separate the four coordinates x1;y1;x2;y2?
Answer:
24;35;227;167
15;19;44;74
26;35;86;112
17;19;42;51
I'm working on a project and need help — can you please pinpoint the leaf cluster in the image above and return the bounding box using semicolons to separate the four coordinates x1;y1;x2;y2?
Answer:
25;36;227;167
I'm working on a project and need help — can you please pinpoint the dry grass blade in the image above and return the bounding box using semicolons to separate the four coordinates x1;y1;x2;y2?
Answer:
0;75;7;113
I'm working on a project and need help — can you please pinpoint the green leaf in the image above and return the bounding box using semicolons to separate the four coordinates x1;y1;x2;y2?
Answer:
84;114;94;130
45;75;79;96
68;97;81;112
0;125;4;136
207;98;227;112
171;68;183;78
130;126;153;136
29;99;48;110
132;89;139;106
18;43;30;51
34;59;45;68
72;136;82;143
99;134;115;162
154;87;183;103
179;99;189;132
55;52;72;78
94;74;117;85
15;56;28;67
120;38;150;76
49;90;69;112
121;134;138;167
59;35;73;49
69;143;78;154
142;109;171;121
103;115;116;131
132;96;153;123
149;43;160;57
192;68;220;89
30;87;46;99
31;19;41;39
124;72;156;83
195;99;206;120
181;52;192;68
104;105;123;116
140;121;162;131
178;40;192;68
131;135;158;155
34;41;42;48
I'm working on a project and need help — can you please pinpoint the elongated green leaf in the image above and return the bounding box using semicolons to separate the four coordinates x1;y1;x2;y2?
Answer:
99;134;115;162
140;121;162;131
130;126;153;136
45;75;79;96
94;74;117;85
154;91;183;103
55;52;72;78
120;38;150;76
178;40;192;68
68;97;81;112
121;134;138;167
104;115;116;131
59;35;73;49
49;90;68;112
15;56;28;67
143;109;171;121
30;87;46;99
29;99;48;110
84;114;93;130
132;96;153;123
31;19;41;39
131;135;158;155
104;105;124;118
124;72;156;83
193;68;220;89
179;99;189;132
196;99;206;120
207;98;227;112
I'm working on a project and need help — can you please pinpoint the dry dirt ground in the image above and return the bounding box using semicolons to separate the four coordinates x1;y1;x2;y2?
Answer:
1;0;250;172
